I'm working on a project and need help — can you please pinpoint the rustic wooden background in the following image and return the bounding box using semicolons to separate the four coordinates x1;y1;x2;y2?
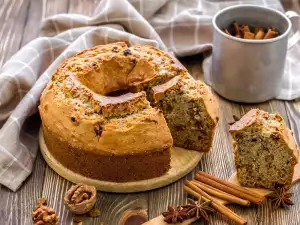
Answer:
1;0;300;225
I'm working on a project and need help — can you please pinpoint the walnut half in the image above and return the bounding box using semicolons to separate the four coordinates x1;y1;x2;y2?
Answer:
64;183;97;214
32;198;59;225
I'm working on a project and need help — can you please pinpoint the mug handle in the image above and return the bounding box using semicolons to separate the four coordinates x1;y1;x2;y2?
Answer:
285;11;300;49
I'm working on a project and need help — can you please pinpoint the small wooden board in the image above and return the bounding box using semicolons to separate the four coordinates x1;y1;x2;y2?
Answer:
144;164;300;224
39;128;203;193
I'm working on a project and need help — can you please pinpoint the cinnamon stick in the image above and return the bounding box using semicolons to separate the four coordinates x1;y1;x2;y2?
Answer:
264;28;278;39
233;22;242;38
191;180;250;206
223;28;231;35
184;182;247;225
240;25;250;35
197;171;264;199
244;32;255;39
254;30;265;39
196;172;264;204
254;28;264;35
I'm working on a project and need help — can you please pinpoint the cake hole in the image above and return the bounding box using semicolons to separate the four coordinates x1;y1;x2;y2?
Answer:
106;89;130;97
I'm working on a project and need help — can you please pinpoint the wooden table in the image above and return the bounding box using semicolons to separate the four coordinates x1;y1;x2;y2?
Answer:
1;0;300;224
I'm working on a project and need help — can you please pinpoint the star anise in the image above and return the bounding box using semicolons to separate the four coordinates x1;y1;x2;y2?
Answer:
162;206;188;224
268;186;294;209
182;197;214;220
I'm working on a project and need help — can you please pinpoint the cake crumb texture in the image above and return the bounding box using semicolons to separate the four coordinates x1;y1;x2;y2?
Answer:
230;109;299;189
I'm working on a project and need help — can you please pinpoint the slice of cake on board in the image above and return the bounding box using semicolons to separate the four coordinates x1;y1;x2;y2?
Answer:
152;76;219;152
230;109;299;189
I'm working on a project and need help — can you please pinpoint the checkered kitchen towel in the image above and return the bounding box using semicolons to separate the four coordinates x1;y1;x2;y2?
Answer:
1;0;300;191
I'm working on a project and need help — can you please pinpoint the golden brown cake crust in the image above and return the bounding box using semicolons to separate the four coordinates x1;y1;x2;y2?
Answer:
42;124;170;182
39;42;218;182
40;42;175;156
39;42;178;182
39;85;172;156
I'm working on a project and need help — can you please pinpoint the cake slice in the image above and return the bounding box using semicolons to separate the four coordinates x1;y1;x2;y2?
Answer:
152;76;219;152
230;109;299;189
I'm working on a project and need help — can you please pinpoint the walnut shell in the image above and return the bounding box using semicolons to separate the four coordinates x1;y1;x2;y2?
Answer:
64;183;97;214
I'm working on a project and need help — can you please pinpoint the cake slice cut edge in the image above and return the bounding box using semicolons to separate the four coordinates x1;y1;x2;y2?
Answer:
152;76;219;152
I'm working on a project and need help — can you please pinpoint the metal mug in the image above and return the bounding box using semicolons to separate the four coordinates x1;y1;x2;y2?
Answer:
211;5;300;103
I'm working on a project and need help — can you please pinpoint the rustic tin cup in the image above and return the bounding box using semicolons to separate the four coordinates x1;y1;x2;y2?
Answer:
211;5;300;103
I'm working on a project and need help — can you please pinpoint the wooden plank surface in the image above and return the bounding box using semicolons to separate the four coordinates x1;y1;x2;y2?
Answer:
0;0;31;67
0;0;300;225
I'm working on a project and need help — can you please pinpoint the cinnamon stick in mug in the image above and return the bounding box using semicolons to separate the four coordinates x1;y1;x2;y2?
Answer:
264;28;278;39
255;29;265;39
240;25;250;35
233;22;242;38
244;32;255;39
254;27;264;35
223;28;231;35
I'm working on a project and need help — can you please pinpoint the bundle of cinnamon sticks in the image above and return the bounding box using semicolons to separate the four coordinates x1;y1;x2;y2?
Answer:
184;171;265;225
223;22;279;40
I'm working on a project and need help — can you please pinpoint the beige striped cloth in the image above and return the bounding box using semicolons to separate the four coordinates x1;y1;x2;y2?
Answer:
0;0;299;191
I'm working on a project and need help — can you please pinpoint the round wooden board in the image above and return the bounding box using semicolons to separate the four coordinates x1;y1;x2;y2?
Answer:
39;128;203;193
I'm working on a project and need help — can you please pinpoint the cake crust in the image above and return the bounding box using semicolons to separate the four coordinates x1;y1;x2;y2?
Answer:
39;42;218;182
42;124;170;182
40;83;172;156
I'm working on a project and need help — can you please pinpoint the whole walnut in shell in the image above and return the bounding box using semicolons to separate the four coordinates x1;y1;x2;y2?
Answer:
64;183;97;214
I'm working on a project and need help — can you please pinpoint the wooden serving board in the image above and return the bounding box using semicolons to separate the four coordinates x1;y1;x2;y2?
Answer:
39;128;203;193
143;163;300;224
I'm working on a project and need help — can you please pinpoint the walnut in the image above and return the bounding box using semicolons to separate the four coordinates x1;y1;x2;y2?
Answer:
64;183;97;214
32;198;59;225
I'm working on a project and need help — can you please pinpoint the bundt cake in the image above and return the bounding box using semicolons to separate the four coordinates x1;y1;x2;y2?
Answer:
39;42;219;182
152;76;219;151
230;109;299;189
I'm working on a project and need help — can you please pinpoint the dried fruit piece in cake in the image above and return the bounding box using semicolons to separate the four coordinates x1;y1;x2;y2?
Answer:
152;76;219;152
230;109;299;189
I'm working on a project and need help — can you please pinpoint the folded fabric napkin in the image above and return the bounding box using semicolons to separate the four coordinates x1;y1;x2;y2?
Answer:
0;0;299;191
